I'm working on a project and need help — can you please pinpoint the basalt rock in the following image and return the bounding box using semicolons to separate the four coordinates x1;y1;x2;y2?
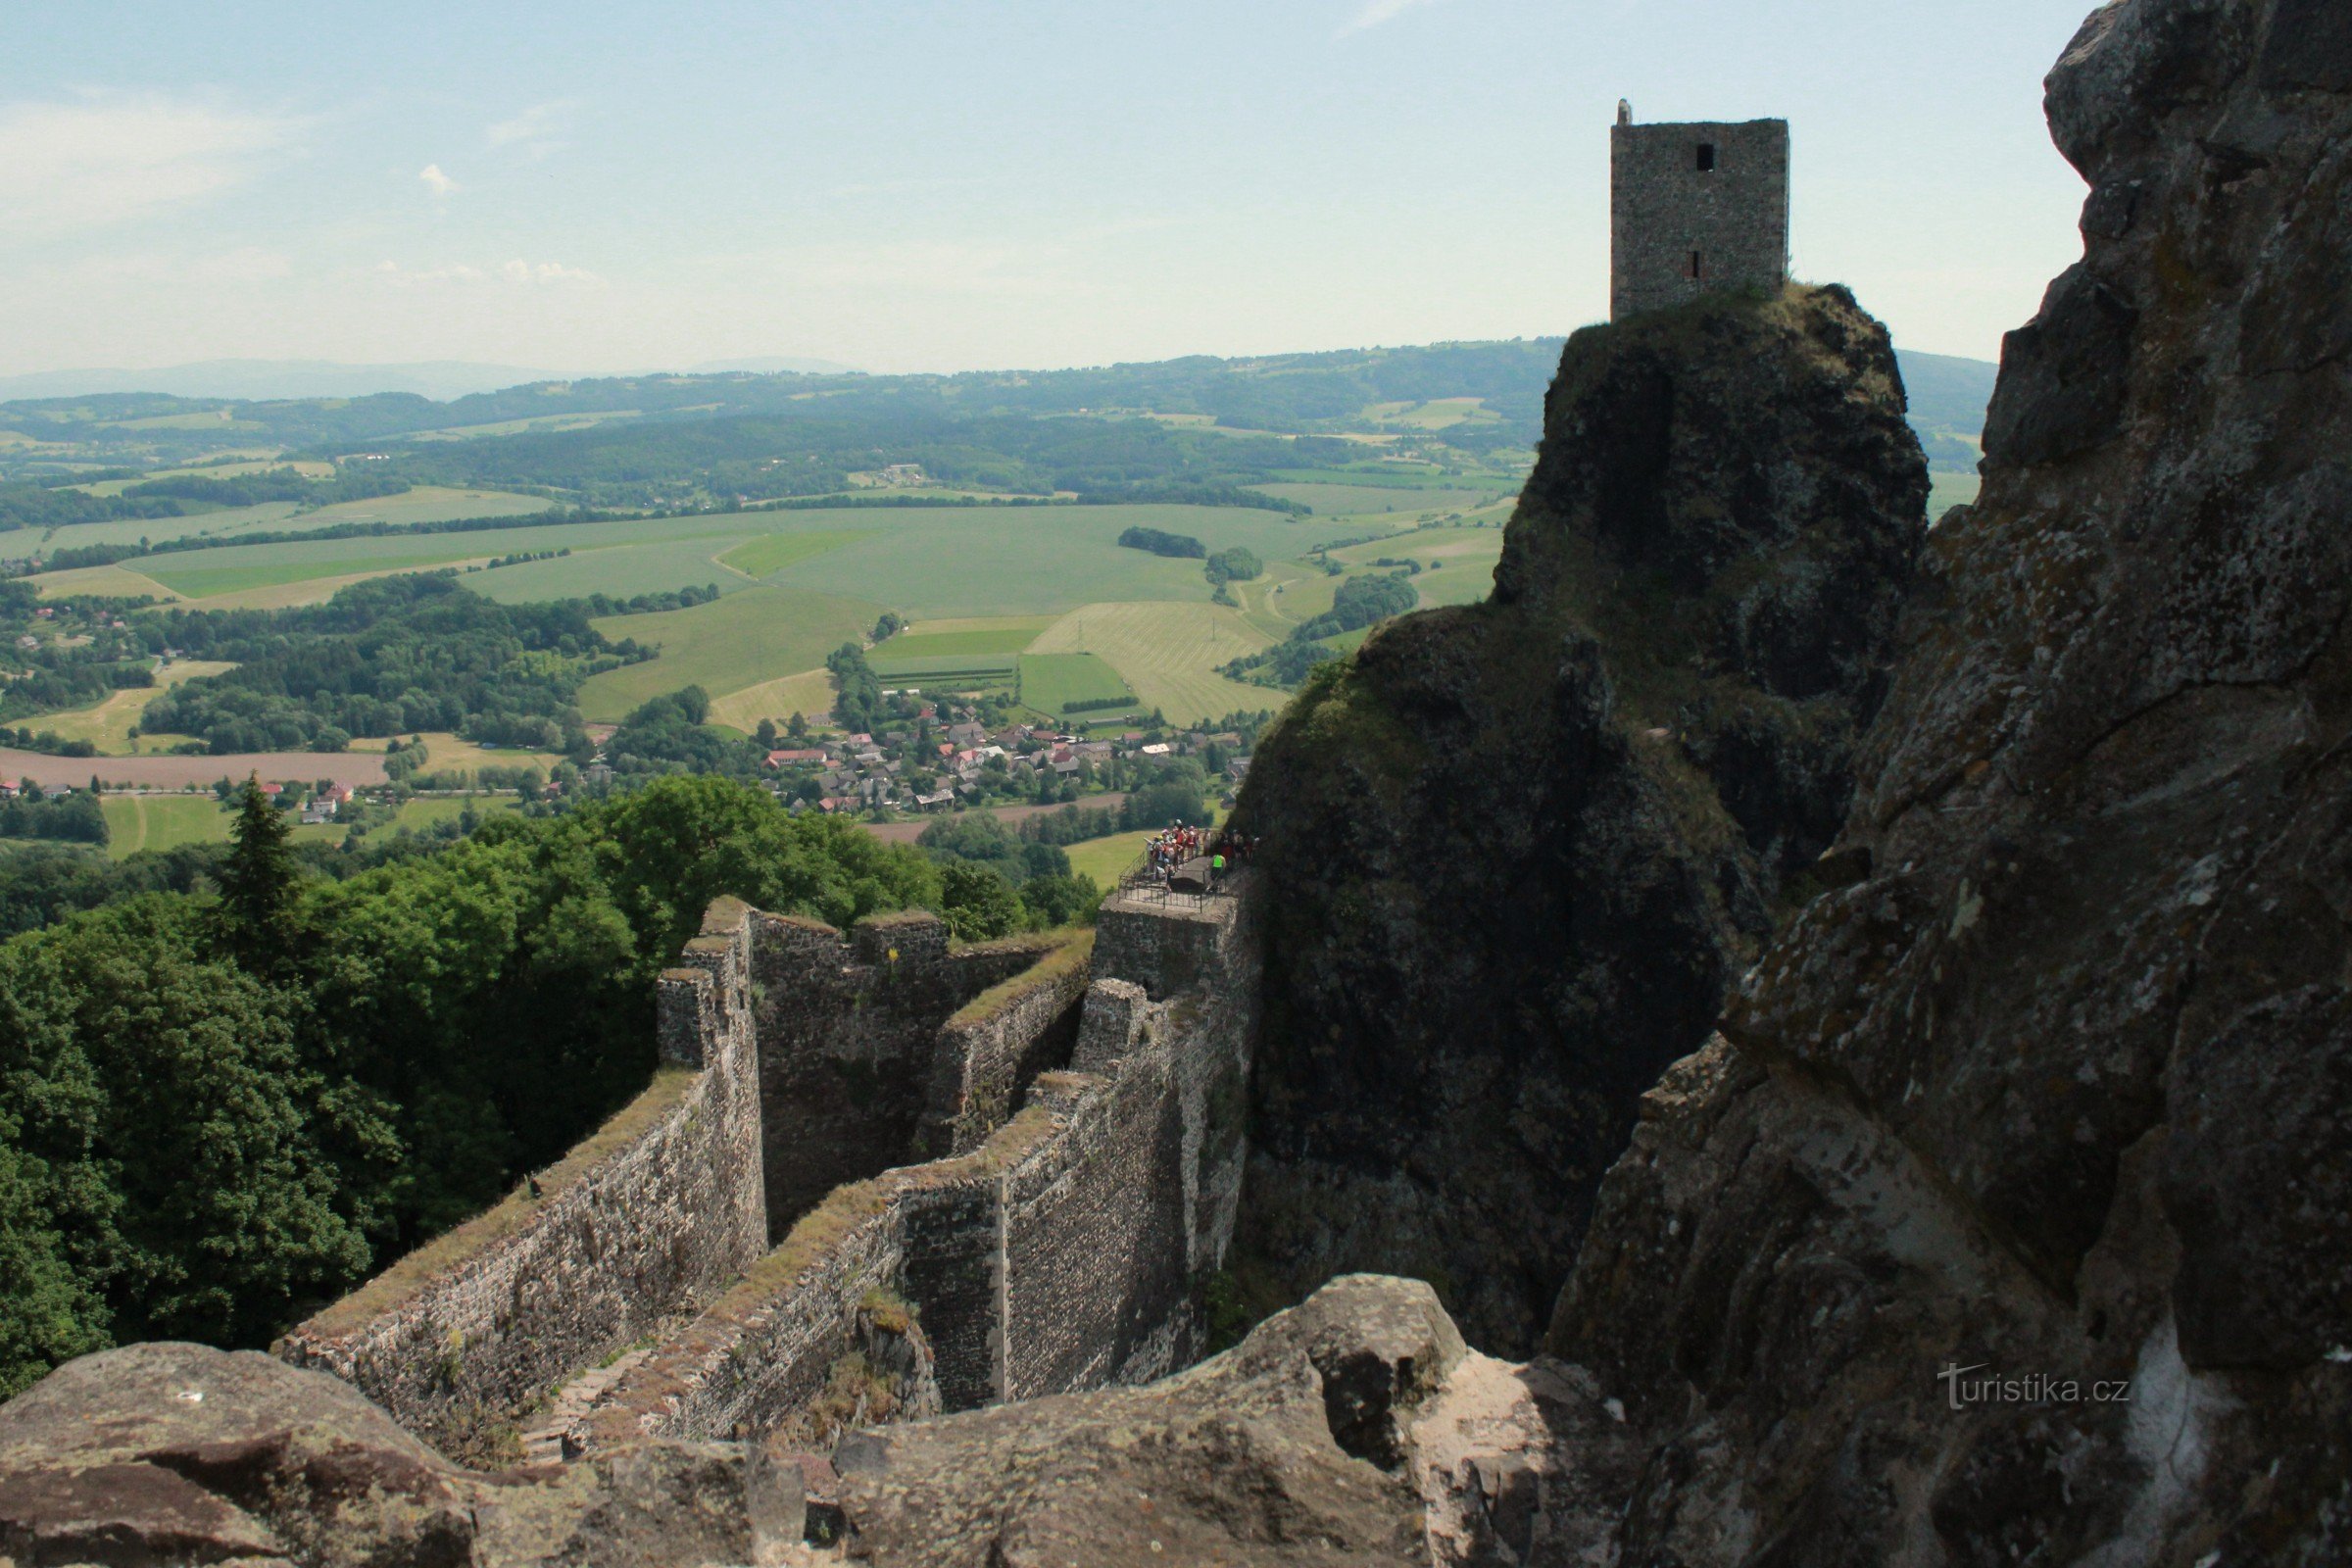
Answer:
0;1340;808;1567
1546;0;2352;1560
1230;284;1928;1350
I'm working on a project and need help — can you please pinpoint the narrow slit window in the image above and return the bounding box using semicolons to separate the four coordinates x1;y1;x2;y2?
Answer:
1690;251;1703;279
1695;142;1717;172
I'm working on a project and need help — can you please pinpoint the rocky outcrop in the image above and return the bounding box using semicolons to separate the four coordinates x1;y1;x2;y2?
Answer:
1542;0;2352;1560
0;1340;806;1567
0;1276;1555;1568
1231;284;1928;1350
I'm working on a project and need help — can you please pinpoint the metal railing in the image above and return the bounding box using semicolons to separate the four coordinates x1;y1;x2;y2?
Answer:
1110;847;1249;910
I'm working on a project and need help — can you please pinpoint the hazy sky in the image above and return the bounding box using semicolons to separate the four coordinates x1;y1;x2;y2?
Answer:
0;1;2094;378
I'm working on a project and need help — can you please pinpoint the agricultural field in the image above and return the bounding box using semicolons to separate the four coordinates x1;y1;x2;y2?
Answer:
577;583;880;722
1929;471;1982;517
29;660;238;753
1250;483;1501;518
73;460;336;496
875;616;1054;658
97;795;232;857
24;486;552;552
97;792;520;859
19;493;1510;740
1017;653;1138;717
706;670;835;731
1028;602;1275;725
717;530;864;577
1325;524;1505;611
1064;830;1152;887
1359;397;1506;430
343;731;565;774
4;748;388;791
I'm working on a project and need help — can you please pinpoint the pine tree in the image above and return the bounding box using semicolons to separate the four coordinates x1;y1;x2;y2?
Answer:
217;777;300;968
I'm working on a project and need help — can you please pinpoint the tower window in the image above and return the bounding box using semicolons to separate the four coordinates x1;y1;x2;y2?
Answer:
1690;251;1703;279
1695;142;1717;172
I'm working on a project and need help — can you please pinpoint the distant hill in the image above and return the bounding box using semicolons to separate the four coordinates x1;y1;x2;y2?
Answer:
683;357;860;376
1895;349;1998;432
0;339;1997;486
0;360;566;404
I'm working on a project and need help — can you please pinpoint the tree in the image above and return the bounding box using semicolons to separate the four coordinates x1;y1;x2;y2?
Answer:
216;778;300;969
939;862;1024;941
1019;873;1101;929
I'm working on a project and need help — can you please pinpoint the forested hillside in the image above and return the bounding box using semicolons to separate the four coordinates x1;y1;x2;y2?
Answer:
0;776;937;1397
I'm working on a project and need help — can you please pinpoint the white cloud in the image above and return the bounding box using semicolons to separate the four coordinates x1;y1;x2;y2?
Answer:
0;94;293;240
486;100;575;157
1340;0;1451;34
417;163;458;197
376;257;600;288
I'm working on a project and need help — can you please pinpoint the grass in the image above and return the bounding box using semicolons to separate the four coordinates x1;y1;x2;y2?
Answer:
1064;831;1152;887
706;669;836;730
946;930;1095;1028
717;529;864;577
872;617;1052;658
142;552;495;598
97;792;520;859
33;660;236;754
1250;483;1497;517
1320;525;1505;612
1929;472;1982;518
28;564;182;601
1028;602;1276;725
576;583;882;721
99;795;231;857
866;653;1020;681
344;731;564;774
1017;653;1135;714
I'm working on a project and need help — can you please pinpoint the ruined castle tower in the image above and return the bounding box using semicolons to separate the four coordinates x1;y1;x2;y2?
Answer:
1610;104;1789;319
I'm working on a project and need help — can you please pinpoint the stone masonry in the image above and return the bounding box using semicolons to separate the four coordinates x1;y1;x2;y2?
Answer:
1610;109;1788;319
564;879;1262;1451
274;881;1260;1463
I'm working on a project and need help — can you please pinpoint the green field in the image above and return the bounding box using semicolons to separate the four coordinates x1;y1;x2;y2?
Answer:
717;529;864;577
1064;830;1152;887
871;618;1052;659
33;660;238;754
98;793;520;859
1929;472;1982;517
866;653;1019;682
34;486;552;553
144;550;501;598
577;584;881;721
99;795;233;857
1029;602;1276;725
1018;653;1137;715
1251;483;1502;517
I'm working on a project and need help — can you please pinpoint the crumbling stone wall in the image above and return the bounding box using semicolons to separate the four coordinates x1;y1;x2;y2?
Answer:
565;885;1263;1449
274;882;1255;1463
272;900;771;1459
752;912;1057;1234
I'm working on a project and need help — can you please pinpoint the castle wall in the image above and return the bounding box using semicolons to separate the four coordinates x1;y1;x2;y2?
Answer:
916;937;1094;1157
276;880;1257;1462
272;900;770;1457
752;914;1055;1237
566;887;1262;1449
1611;118;1788;319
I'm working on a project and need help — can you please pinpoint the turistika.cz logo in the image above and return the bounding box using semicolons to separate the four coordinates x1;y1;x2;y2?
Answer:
1937;1362;2133;1410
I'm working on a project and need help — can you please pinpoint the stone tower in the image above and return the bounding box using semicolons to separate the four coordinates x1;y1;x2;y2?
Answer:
1610;107;1789;319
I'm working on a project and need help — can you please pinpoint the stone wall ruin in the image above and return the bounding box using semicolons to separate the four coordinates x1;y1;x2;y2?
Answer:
272;880;1260;1463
